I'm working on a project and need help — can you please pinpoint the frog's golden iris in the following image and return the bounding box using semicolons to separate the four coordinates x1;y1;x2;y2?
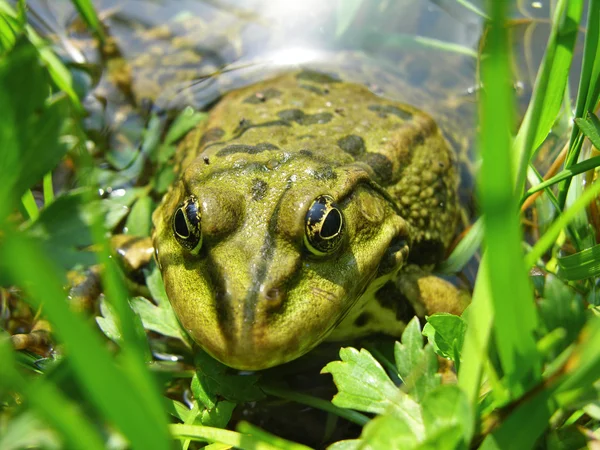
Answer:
172;196;202;255
304;194;345;256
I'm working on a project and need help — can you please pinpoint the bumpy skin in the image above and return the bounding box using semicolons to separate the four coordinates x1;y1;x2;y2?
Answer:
152;70;461;370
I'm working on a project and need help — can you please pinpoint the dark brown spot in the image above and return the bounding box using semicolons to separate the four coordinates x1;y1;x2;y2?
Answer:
337;135;366;157
243;88;282;104
368;104;413;120
354;312;371;327
299;84;326;95
198;127;225;147
375;281;418;324
408;239;445;266
296;70;341;84
360;153;393;185
216;142;279;157
312;166;337;181
277;109;333;126
299;149;314;157
251;178;268;201
203;156;210;165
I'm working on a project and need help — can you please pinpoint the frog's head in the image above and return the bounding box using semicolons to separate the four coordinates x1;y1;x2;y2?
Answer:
152;152;411;370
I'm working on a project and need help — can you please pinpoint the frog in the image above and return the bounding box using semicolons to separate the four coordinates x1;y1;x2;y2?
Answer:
151;69;470;370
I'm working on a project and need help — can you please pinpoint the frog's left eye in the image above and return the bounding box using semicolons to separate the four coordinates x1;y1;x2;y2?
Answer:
304;195;345;255
172;196;202;254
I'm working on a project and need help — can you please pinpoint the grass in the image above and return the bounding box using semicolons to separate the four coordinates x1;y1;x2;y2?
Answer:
1;0;600;448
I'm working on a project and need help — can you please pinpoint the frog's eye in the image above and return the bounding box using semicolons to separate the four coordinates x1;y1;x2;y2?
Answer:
172;196;202;254
304;194;345;255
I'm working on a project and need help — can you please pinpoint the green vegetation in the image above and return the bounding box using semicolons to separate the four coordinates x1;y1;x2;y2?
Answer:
1;0;600;449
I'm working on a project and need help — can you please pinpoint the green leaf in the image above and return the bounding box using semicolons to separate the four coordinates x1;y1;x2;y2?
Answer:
142;265;192;346
575;113;600;149
191;373;216;410
95;297;121;343
394;317;440;402
0;37;68;221
164;106;207;145
69;0;105;42
340;414;418;450
322;347;423;434
423;313;467;362
194;351;265;404
200;401;236;428
421;385;473;447
125;195;154;237
26;190;97;269
557;243;600;280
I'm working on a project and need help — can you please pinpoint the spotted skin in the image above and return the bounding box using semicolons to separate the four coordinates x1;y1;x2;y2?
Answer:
153;70;466;370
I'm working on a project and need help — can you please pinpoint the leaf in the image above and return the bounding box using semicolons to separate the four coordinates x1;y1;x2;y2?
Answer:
191;373;216;410
27;190;97;269
138;266;192;346
394;317;440;401
194;351;265;404
0;37;68;221
200;401;236;428
423;313;467;362
557;243;600;280
95;296;121;343
125;195;154;237
164;106;207;145
322;347;423;434
421;385;473;448
575;113;600;149
331;414;418;450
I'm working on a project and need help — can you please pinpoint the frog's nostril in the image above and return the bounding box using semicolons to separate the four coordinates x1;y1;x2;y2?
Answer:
263;287;286;310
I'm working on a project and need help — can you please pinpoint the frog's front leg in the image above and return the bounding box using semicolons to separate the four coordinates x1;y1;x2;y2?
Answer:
329;264;469;341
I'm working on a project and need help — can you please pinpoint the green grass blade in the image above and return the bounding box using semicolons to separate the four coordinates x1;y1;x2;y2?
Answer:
477;0;539;394
574;113;600;149
0;232;171;450
557;0;600;208
69;0;105;42
513;0;583;191
170;423;312;450
20;189;38;221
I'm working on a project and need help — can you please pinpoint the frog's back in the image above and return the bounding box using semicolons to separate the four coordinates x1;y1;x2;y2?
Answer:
177;70;458;254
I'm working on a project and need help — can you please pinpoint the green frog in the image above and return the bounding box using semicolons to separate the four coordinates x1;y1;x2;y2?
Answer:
151;69;469;370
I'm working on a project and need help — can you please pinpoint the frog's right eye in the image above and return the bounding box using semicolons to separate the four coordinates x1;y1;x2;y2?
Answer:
172;196;202;254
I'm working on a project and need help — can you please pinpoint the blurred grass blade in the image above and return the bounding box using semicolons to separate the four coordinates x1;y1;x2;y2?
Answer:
0;338;106;450
557;244;600;280
574;113;600;149
70;0;105;42
558;0;600;208
0;233;171;449
477;0;539;394
438;218;482;273
513;0;583;190
170;423;312;450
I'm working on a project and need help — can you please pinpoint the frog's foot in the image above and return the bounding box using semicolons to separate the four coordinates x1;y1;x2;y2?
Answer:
329;264;470;341
10;320;53;356
397;264;470;318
